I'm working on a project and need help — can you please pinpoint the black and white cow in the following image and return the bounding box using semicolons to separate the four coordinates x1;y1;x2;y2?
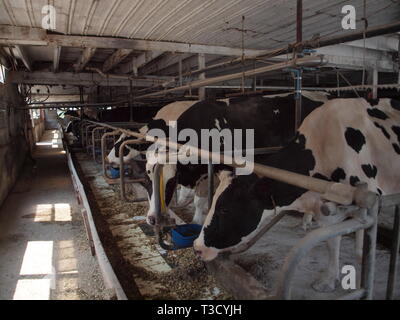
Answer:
193;98;400;292
145;92;330;226
106;100;197;167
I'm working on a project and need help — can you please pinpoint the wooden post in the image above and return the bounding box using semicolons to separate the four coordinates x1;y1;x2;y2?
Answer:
198;53;206;100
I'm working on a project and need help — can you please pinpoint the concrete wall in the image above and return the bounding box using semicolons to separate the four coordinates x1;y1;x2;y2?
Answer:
0;81;31;207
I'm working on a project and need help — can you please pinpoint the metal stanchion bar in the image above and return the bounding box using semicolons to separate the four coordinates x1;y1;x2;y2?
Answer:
386;205;400;300
275;212;375;300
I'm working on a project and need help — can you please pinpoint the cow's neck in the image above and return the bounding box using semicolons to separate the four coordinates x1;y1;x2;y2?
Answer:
257;134;315;210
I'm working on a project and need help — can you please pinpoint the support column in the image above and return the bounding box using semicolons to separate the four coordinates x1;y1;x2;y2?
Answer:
294;0;303;132
372;68;378;100
198;53;206;100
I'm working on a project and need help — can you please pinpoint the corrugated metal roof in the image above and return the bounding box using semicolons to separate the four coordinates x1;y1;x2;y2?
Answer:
1;0;398;50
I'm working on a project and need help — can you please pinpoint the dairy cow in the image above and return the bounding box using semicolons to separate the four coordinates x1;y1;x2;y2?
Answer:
145;92;330;226
193;98;400;292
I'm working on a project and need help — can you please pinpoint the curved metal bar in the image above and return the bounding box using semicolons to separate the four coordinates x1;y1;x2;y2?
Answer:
92;127;106;163
118;139;147;203
229;211;287;255
101;130;122;179
275;211;375;300
85;125;99;155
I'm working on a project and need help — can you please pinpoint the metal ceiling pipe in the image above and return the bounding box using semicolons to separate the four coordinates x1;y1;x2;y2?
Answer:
160;21;400;87
135;55;327;99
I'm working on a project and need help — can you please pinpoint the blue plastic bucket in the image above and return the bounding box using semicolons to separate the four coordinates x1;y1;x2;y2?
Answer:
110;167;120;179
171;224;202;249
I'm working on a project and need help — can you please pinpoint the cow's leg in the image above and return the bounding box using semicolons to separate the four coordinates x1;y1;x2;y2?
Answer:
312;235;342;292
192;195;208;225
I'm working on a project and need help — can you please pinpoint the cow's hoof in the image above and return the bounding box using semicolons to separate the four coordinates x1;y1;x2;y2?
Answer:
311;277;338;293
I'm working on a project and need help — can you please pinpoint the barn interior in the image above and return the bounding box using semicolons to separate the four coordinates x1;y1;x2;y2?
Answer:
0;0;399;301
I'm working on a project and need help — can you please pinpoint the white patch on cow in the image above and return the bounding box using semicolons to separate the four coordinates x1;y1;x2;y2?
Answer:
154;101;197;122
193;171;233;261
214;119;222;131
106;133;141;166
139;125;148;135
192;195;208;225
223;117;228;124
146;159;177;225
273;109;280;115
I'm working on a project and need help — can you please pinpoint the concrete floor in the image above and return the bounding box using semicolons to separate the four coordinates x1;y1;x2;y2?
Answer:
0;130;110;300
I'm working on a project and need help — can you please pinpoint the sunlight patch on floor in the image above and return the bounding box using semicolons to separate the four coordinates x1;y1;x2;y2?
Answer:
34;203;72;222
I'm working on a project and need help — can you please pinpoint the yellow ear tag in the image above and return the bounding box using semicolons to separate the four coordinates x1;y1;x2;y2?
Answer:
159;167;166;213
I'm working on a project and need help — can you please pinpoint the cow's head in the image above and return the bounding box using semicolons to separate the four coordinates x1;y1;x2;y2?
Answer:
145;149;178;225
106;133;147;168
193;171;270;261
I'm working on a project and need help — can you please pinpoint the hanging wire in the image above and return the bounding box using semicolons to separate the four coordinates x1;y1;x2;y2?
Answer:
241;15;245;94
361;0;368;86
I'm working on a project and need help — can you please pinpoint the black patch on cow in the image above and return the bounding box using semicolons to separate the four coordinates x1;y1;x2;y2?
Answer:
331;168;346;182
114;136;131;158
392;126;400;144
377;188;383;196
203;137;316;249
367;108;389;120
362;164;378;179
297;134;306;149
350;176;360;187
391;99;400;111
165;177;177;207
313;173;330;181
393;143;400;155
368;99;380;106
345;127;366;153
373;122;391;140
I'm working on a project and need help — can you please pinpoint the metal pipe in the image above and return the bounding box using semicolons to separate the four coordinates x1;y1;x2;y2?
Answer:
135;55;326;99
275;213;375;299
118;139;147;203
296;0;303;46
230;211;287;255
83;119;378;209
92;127;106;163
386;205;400;300
208;162;214;210
157;21;400;89
360;201;379;299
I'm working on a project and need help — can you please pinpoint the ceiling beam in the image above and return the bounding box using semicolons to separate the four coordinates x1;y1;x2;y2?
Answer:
0;25;268;57
7;71;163;87
103;48;132;73
13;45;32;71
74;47;96;72
119;50;164;75
53;46;61;72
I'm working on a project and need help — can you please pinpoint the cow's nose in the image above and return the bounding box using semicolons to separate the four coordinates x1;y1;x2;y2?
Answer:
147;215;156;226
193;247;202;257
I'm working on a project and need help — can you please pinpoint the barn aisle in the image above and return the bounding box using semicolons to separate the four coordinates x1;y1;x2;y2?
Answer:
0;130;110;300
